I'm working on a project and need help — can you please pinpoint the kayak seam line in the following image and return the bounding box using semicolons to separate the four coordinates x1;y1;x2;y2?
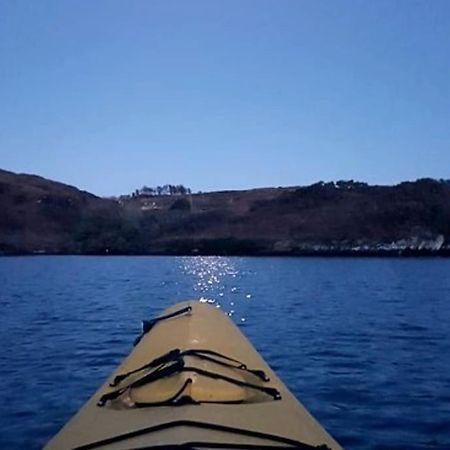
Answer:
72;419;331;450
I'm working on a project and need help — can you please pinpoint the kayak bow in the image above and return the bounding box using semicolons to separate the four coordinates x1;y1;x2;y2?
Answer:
45;301;341;449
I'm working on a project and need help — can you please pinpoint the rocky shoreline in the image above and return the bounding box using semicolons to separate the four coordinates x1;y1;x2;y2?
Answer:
2;239;450;257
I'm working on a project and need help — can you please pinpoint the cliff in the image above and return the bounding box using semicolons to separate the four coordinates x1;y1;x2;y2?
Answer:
1;169;450;256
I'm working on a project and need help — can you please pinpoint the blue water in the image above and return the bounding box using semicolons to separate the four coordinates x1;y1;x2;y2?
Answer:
0;257;449;449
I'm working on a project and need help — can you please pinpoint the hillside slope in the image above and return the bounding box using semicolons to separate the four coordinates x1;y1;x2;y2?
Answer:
0;169;120;254
1;169;450;255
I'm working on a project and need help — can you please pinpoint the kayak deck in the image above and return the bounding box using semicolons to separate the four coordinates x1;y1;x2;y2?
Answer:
45;301;341;449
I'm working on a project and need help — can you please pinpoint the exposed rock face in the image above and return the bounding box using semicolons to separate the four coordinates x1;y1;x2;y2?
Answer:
1;169;450;255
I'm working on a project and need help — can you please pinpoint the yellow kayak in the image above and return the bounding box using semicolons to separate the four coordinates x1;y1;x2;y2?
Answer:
45;301;341;449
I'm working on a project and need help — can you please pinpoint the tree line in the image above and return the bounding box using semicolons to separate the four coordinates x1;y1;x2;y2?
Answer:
131;184;192;197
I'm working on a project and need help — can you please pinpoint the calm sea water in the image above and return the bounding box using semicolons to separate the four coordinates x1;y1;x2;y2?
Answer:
0;256;449;449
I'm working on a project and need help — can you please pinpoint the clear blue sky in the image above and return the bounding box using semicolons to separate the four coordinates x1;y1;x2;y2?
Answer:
1;0;449;196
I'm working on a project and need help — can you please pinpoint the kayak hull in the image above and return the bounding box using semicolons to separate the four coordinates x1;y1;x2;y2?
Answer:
45;301;341;449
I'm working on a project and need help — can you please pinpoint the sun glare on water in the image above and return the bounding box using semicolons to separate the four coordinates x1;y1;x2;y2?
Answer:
179;256;251;323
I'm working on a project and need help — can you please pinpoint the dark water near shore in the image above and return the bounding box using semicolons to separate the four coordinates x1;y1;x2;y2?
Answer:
0;256;450;449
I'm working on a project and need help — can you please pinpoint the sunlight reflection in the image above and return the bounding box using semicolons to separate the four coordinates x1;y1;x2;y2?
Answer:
179;256;249;323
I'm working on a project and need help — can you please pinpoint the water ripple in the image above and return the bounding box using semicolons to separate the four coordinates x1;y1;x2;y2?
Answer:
0;256;450;450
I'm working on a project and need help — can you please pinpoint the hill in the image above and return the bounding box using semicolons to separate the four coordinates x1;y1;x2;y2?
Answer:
1;169;450;255
0;169;120;254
